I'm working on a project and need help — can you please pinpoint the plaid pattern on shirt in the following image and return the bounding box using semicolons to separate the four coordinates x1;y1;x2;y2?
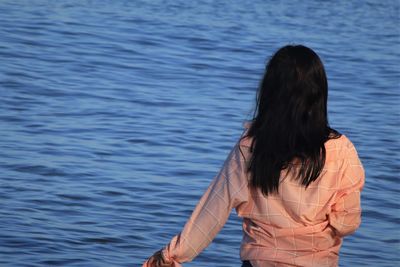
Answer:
142;123;365;267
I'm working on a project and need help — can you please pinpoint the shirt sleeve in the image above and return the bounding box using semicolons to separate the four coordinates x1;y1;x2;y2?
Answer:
160;139;249;265
329;140;365;237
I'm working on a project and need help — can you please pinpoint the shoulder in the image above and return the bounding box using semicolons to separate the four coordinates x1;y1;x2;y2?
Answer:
325;133;362;164
238;121;253;148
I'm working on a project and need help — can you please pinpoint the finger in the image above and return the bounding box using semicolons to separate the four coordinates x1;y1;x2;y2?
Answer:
148;256;156;266
156;259;166;267
160;258;172;267
157;258;167;267
155;255;165;267
157;256;170;267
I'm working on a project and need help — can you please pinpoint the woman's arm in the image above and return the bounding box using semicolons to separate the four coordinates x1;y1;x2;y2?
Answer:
329;140;365;237
142;140;249;266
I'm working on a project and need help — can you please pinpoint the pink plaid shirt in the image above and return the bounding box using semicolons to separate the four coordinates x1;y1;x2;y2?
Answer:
142;123;365;267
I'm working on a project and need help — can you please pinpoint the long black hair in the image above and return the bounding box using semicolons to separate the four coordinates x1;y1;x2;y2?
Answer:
244;45;341;196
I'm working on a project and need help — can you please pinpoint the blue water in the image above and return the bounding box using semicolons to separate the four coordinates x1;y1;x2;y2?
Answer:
0;0;399;266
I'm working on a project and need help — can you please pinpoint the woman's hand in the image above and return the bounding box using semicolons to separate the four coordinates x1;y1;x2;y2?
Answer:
146;249;173;267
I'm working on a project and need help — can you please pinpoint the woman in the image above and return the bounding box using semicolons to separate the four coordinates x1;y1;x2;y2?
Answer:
142;45;365;267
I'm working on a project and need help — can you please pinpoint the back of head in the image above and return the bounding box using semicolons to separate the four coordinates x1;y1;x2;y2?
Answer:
245;45;340;196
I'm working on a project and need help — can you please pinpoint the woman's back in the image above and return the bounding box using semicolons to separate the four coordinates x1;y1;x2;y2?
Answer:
237;123;364;266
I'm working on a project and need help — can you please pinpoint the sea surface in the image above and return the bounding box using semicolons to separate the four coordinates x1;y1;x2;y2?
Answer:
0;0;399;266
